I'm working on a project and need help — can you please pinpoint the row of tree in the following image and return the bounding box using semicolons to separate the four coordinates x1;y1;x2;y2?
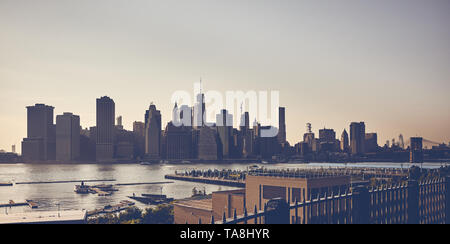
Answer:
88;205;173;224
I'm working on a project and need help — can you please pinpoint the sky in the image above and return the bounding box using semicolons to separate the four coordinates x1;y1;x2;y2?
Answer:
1;0;450;153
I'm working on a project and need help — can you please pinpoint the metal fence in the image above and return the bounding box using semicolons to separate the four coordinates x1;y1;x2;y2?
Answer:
206;176;450;224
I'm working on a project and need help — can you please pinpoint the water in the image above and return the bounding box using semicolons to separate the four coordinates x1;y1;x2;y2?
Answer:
0;162;447;214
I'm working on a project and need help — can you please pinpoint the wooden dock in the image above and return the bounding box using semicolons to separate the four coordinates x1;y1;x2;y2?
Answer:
0;200;38;209
164;174;245;188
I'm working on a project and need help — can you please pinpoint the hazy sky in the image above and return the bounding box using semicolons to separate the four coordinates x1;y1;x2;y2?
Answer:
1;0;450;152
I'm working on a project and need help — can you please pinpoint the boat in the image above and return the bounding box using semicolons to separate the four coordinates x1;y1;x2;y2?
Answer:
248;165;260;170
92;184;118;191
74;182;90;194
128;193;174;205
140;162;152;165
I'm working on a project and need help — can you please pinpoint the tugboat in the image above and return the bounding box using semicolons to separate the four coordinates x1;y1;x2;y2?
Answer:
74;181;90;194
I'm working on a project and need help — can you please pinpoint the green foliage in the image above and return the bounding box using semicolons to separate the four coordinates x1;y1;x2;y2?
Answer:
142;205;174;224
88;204;173;224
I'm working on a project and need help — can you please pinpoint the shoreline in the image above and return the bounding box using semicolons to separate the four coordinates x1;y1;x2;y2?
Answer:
1;160;449;165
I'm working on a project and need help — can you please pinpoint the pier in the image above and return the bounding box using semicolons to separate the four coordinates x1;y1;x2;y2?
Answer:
164;174;245;188
16;179;116;185
87;200;135;217
115;181;174;186
0;200;38;209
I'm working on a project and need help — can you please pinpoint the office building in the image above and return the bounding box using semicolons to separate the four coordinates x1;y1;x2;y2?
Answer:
410;137;423;163
350;122;366;155
21;104;56;161
96;96;115;162
278;107;286;144
365;133;378;153
164;122;192;159
145;104;161;159
56;113;80;161
340;129;349;152
216;109;233;158
197;126;219;160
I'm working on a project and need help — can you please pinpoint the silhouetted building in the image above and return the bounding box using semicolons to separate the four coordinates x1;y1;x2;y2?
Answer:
410;137;423;163
114;128;134;160
303;123;315;151
11;145;16;154
197;126;219;160
340;129;349;152
278;107;286;144
193;93;206;128
145;104;161;159
258;126;280;159
80;127;96;162
365;133;378;153
116;116;123;130
240;112;250;131
350;122;365;155
216;109;233;158
133;121;145;159
96;96;115;162
56;113;80;162
21;104;56;161
164;122;192;159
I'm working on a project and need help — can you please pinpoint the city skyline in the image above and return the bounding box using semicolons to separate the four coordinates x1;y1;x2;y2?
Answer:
1;0;450;152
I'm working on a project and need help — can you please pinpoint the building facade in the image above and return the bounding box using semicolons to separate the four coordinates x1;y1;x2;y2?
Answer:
96;96;115;162
21;104;56;161
350;122;366;155
56;113;80;161
145;104;162;159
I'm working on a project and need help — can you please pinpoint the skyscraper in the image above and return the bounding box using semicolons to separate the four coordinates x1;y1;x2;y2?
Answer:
193;93;205;128
340;129;349;152
319;128;336;143
350;122;365;155
145;104;161;159
197;126;218;160
56;113;80;161
216;109;233;158
96;96;115;162
365;133;378;153
278;107;286;144
116;116;123;130
21;104;56;161
164;122;192;159
410;137;423;163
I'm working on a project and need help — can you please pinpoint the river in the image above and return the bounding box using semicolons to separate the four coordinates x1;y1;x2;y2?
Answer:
0;161;447;214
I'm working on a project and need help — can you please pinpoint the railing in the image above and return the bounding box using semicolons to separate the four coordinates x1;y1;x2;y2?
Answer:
203;176;450;224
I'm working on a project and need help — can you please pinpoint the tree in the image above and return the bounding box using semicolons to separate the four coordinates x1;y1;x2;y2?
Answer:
142;205;174;224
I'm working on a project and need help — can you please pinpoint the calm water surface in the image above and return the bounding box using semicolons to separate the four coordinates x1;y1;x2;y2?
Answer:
0;162;447;214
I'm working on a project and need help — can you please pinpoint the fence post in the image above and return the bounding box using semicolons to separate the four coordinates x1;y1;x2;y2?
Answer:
407;180;419;224
352;186;370;224
264;198;290;224
446;176;450;224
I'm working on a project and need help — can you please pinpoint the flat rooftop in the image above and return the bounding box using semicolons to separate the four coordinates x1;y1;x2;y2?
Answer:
174;198;212;211
0;210;87;224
